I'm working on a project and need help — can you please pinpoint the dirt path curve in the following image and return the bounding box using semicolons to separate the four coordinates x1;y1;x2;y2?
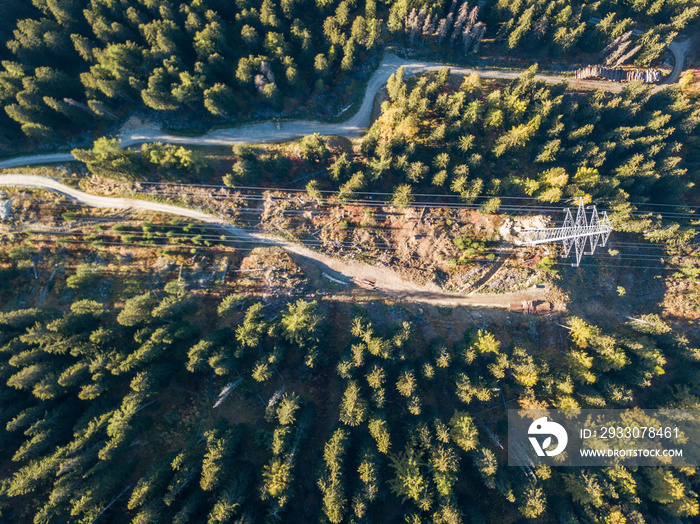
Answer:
1;49;679;171
0;153;76;170
114;54;629;149
0;174;544;308
664;39;693;85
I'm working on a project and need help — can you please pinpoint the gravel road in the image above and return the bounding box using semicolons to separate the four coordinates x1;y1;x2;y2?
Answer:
665;39;693;85
1;47;687;170
0;174;545;307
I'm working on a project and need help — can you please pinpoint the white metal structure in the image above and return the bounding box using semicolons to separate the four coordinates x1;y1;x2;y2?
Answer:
516;198;613;267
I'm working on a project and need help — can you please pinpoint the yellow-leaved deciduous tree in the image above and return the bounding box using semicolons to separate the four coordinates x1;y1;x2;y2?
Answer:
276;393;301;426
368;417;391;454
589;333;629;372
280;299;323;349
535;138;561;164
235;303;268;354
574;166;600;188
563;471;604;508
519;482;546;519
555;395;580;410
603;509;628;524
535;167;569;202
260;458;292;500
449;411;479;452
511;346;540;387
396;370;416;397
567;317;629;373
473;330;500;354
386;66;406;102
492;115;541;157
338;171;366;202
200;428;240;492
646;468;700;517
353;446;380;518
318;428;349;524
366;364;385;387
568;349;596;384
388;445;431;507
252;361;272;382
207;474;250;524
455;373;492;404
568;317;594;348
540;167;569;188
406;161;428;183
429;445;459;497
391;184;414;208
473;447;498;489
460;73;482;94
537;187;563;203
339;381;367;426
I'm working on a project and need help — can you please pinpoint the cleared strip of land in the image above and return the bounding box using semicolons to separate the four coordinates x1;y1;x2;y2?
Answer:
0;174;546;307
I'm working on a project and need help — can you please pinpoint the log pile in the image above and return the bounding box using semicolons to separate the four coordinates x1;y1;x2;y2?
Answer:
575;65;660;84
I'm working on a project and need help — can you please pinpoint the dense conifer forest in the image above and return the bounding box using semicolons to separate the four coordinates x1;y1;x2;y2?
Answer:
0;0;697;154
0;259;699;523
335;67;699;215
1;0;700;523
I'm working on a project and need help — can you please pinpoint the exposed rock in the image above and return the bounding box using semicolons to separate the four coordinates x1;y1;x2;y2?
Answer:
0;199;12;221
499;215;549;243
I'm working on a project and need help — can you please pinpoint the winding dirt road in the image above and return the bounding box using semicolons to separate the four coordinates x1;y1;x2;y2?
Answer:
1;44;691;305
1;47;690;171
0;174;544;307
113;54;629;148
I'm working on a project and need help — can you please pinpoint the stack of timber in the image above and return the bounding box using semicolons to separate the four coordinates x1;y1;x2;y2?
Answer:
575;65;660;84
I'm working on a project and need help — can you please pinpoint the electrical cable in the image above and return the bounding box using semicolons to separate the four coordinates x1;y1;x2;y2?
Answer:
27;229;696;268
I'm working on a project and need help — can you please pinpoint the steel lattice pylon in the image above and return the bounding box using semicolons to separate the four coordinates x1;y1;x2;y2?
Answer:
516;198;613;267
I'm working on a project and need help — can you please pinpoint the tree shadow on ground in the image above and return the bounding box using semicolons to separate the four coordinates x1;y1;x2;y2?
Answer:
553;237;667;328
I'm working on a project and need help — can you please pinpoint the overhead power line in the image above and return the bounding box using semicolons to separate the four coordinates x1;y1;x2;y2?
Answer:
31;236;679;271
133;181;700;209
28;224;697;265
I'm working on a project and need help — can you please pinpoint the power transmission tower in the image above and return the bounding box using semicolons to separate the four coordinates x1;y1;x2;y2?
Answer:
516;198;613;267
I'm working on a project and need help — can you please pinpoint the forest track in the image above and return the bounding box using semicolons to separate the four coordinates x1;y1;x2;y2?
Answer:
665;39;693;85
0;174;545;308
0;48;686;171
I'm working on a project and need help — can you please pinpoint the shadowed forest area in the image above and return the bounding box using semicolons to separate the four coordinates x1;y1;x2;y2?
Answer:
0;254;699;523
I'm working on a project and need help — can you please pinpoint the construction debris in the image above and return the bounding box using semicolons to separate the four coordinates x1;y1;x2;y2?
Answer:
323;273;349;285
509;300;552;315
237;247;307;299
355;278;377;290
